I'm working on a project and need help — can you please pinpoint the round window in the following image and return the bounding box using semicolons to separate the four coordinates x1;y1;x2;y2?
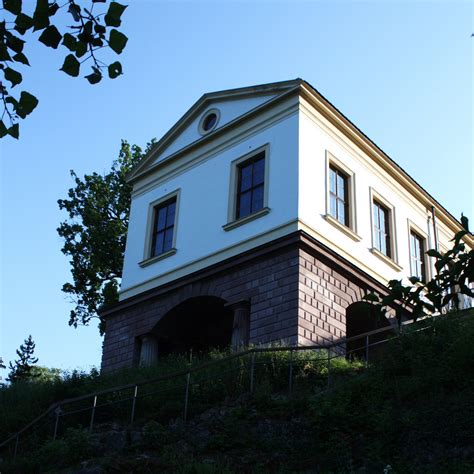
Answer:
203;113;217;131
199;109;220;135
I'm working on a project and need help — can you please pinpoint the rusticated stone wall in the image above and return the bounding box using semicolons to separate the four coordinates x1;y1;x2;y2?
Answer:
101;232;389;373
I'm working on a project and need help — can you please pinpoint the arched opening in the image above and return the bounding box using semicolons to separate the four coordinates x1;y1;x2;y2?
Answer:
346;301;393;361
151;296;234;358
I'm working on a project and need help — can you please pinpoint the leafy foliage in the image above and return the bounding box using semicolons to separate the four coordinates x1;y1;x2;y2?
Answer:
7;335;39;383
365;215;474;322
1;0;128;139
57;139;155;334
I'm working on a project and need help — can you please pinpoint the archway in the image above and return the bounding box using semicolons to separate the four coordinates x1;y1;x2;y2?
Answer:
144;296;234;362
345;301;393;360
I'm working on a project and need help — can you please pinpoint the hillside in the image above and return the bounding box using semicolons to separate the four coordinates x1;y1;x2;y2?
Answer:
1;310;474;473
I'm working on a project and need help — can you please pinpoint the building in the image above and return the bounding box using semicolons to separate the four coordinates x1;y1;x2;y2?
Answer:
100;79;470;372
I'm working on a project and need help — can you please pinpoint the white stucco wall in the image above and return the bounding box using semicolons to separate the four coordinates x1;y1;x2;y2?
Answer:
121;89;461;300
298;105;447;285
153;94;277;164
121;111;299;298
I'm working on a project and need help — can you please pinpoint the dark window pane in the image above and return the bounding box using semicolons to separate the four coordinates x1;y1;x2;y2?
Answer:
154;231;164;256
253;158;265;185
163;228;174;252
251;185;264;212
240;165;252;192
238;191;251;218
157;207;167;230
203;113;217;131
166;202;176;227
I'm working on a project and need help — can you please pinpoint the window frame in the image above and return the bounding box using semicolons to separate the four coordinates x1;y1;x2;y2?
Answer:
369;188;401;271
324;151;360;241
198;108;220;136
372;200;391;257
223;144;270;231
140;189;181;267
407;220;429;282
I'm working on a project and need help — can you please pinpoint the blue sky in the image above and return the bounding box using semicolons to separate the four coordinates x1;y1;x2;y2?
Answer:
0;0;472;378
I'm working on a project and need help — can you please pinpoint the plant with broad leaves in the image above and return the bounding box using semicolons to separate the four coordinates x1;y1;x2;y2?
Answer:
57;139;155;334
1;0;128;139
364;215;474;323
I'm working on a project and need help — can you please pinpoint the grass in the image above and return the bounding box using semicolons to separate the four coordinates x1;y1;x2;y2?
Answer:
1;310;474;472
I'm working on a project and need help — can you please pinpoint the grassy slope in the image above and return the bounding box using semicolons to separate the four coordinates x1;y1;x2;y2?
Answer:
2;311;474;473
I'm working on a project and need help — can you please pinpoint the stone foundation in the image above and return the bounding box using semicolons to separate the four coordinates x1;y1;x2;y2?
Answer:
100;231;390;373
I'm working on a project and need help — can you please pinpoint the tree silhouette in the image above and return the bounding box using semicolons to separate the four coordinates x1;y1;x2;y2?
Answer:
7;335;39;383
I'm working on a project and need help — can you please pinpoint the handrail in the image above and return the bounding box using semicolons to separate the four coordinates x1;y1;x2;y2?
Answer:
0;312;451;450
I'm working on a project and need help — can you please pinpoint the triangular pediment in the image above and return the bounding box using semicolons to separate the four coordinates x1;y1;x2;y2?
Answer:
128;79;303;182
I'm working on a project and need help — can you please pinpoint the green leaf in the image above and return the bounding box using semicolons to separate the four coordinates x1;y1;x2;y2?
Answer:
461;214;469;232
38;25;62;49
426;249;442;258
32;0;50;31
68;2;81;22
4;67;22;87
0;120;8;139
48;2;59;16
94;23;106;35
3;0;22;15
0;44;12;61
408;276;420;285
60;54;80;77
16;91;39;118
7;123;19;139
108;61;122;79
363;292;380;303
108;29;128;54
62;33;77;52
85;67;102;85
6;33;24;53
104;2;127;27
12;52;29;65
75;41;87;58
14;13;34;34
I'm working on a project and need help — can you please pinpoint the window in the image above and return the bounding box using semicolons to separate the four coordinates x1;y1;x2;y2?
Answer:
151;197;176;257
329;165;349;227
372;200;391;257
198;108;220;135
410;231;426;281
236;152;265;220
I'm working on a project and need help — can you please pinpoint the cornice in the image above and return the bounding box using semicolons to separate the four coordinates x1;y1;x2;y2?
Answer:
298;82;473;247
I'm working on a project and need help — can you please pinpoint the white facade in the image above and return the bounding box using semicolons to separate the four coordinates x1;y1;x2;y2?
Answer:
120;79;468;301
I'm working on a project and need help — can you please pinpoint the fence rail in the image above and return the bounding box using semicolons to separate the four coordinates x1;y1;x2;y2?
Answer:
0;317;435;461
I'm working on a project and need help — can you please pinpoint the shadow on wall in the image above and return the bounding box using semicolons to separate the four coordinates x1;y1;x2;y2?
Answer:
136;296;234;364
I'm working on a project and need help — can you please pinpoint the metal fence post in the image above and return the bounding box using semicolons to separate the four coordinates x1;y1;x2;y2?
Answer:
130;385;138;424
53;406;61;440
13;434;19;460
288;349;294;395
365;335;369;368
183;372;191;422
89;396;97;433
250;352;256;394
